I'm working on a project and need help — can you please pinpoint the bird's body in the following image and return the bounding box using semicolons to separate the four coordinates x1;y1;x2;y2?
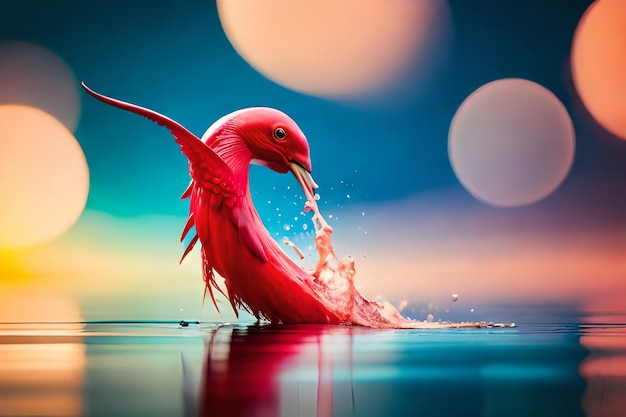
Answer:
83;83;509;329
181;107;350;324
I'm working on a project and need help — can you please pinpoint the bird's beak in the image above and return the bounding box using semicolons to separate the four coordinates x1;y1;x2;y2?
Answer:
290;162;319;202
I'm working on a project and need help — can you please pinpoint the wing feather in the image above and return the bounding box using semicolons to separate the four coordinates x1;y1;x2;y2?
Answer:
81;82;235;192
83;83;271;316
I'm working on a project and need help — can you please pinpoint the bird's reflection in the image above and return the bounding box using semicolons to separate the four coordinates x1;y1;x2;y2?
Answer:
194;324;353;417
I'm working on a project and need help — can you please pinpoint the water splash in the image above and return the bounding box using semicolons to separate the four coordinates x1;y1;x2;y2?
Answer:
291;163;515;329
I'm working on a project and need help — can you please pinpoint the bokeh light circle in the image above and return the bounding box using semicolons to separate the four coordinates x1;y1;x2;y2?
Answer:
448;78;575;207
0;105;89;248
571;0;626;140
0;41;80;132
216;0;449;99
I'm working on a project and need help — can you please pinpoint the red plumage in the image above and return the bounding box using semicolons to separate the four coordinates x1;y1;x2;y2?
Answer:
83;83;507;329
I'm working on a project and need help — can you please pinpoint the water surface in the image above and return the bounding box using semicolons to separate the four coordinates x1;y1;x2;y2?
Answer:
1;313;624;417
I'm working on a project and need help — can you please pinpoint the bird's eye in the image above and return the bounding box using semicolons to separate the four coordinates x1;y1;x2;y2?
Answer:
273;127;287;140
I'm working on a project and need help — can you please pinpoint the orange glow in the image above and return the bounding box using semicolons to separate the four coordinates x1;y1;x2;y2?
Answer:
328;191;626;312
579;320;626;417
581;375;626;417
0;105;89;249
0;41;80;132
580;314;626;352
355;243;626;307
0;343;85;417
0;211;236;322
580;354;626;378
0;293;85;417
0;250;32;284
0;343;85;375
0;289;84;325
448;78;575;207
572;0;626;140
217;0;449;100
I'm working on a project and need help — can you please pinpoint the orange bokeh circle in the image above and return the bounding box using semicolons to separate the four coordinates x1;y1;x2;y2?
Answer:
0;105;89;248
571;0;626;140
217;0;449;100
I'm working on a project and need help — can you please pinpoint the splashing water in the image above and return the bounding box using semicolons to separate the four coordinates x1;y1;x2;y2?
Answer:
291;163;358;322
290;163;515;329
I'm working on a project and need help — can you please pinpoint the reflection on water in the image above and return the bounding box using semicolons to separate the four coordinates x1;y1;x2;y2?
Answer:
579;314;626;417
198;325;357;417
0;314;625;417
0;342;85;417
202;324;587;417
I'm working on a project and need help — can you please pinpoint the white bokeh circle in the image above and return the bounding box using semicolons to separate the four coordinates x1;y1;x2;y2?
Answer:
0;41;80;132
448;78;575;207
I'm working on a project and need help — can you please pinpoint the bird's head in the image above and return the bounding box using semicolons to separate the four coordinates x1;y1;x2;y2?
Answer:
219;107;319;200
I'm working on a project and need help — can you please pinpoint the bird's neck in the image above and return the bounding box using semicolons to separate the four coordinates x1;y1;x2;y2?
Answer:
210;132;252;187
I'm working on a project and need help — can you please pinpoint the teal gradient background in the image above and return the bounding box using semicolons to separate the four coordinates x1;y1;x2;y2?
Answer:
0;0;625;323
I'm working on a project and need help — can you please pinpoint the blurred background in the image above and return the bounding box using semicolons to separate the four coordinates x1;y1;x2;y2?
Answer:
0;0;625;325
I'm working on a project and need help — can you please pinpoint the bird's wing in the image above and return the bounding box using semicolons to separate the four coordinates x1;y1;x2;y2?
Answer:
81;82;234;189
82;82;267;263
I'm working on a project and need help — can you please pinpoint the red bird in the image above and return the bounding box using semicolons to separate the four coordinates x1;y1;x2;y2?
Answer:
83;83;502;329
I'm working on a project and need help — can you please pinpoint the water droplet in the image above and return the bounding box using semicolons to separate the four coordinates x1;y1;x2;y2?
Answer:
451;293;459;302
314;194;320;201
328;214;333;219
267;200;271;204
276;207;280;211
283;224;291;231
179;308;184;312
346;194;351;199
426;314;434;322
361;211;365;216
302;224;308;231
287;185;290;190
294;216;298;221
470;308;474;313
